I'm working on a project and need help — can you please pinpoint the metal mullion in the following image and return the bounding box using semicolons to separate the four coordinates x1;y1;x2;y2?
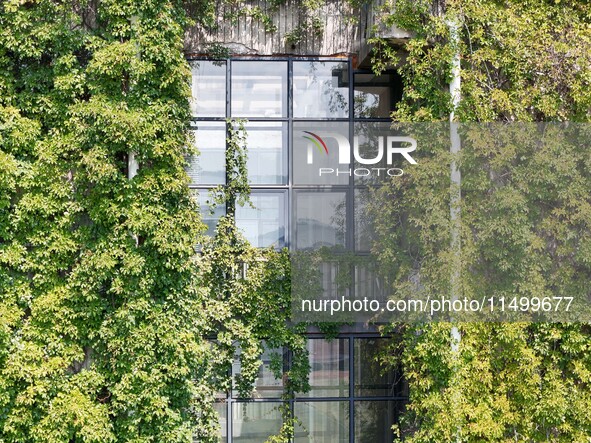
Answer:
227;396;232;443
287;57;294;251
292;118;350;123
348;335;354;442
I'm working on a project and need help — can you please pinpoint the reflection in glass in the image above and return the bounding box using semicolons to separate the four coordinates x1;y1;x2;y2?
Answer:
292;121;350;185
355;401;404;443
298;339;349;397
355;264;387;305
236;193;285;248
293;61;349;118
190;60;226;117
354;72;401;118
187;122;226;185
232;402;283;442
354;188;373;251
231;61;287;117
353;121;408;185
294;402;349;442
195;190;225;237
214;401;228;443
354;338;407;397
232;345;285;399
295;192;346;250
244;122;287;184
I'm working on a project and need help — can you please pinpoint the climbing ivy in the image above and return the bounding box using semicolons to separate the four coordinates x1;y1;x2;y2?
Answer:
365;1;591;442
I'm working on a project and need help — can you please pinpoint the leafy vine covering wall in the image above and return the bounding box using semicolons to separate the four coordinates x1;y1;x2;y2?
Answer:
367;1;591;442
0;0;307;441
2;0;591;442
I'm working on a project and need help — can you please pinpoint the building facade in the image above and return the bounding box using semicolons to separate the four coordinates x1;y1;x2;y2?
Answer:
186;2;409;441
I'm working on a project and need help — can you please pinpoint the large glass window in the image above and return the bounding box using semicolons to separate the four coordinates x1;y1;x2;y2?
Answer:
194;190;225;237
190;60;226;118
354;338;405;397
188;122;226;185
232;402;283;442
294;402;350;442
354;401;404;443
294;61;350;118
299;339;349;398
190;59;407;443
244;122;287;185
295;192;347;250
232;346;285;399
213;402;228;443
231;61;287;118
292;121;350;185
236;192;286;248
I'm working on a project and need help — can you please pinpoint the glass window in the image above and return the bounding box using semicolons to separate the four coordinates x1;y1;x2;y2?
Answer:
354;264;387;306
354;71;401;118
244;122;287;185
292;121;350;185
195;190;225;237
190;60;226;117
187;122;226;185
293;61;350;118
354;401;404;443
353;121;408;185
232;345;285;399
298;339;349;398
232;402;283;442
354;338;407;397
354;188;374;251
294;402;349;442
295;192;347;250
236;192;285;248
214;401;228;443
231;61;287;117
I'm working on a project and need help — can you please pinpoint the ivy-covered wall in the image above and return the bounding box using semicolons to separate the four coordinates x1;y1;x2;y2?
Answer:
2;0;591;442
367;1;591;442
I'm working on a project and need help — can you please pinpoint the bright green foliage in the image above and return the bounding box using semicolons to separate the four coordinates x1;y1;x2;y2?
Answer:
195;121;310;442
367;1;591;441
0;1;313;441
372;0;591;122
0;0;208;441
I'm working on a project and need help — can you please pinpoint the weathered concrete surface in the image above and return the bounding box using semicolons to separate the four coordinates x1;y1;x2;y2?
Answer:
184;0;365;57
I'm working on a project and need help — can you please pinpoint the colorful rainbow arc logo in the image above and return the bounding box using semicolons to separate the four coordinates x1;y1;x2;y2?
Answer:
302;131;329;155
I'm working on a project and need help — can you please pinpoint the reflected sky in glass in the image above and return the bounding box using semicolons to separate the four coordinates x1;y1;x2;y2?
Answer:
231;61;287;117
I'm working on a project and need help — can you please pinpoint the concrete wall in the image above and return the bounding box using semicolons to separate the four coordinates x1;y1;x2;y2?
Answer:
184;0;367;57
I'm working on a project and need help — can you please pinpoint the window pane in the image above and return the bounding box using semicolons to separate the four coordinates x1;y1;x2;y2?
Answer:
355;401;405;443
298;339;349;397
244;122;287;184
232;402;283;442
354;338;407;397
232;345;285;399
295;192;346;250
213;401;228;443
187;122;226;185
292;121;349;185
353;121;408;185
231;61;287;117
354;188;370;251
354;71;401;118
236;192;285;248
294;61;349;118
195;190;225;237
190;60;226;117
294;402;349;442
355;264;387;305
